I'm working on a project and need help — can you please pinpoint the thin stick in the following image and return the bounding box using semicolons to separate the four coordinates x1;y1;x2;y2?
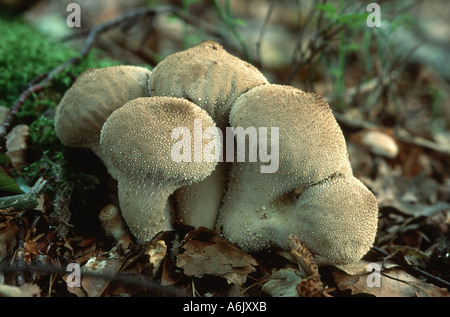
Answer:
0;262;188;296
370;246;450;290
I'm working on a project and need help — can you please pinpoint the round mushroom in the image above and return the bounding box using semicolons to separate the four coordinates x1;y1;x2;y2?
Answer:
55;65;152;177
149;41;269;229
216;84;378;265
99;96;220;242
98;204;129;240
149;40;268;128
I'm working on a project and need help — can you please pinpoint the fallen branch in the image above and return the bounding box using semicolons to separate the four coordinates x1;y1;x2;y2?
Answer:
0;262;188;297
0;194;38;211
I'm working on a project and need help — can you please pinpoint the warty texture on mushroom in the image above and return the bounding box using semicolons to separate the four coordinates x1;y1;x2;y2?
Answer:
149;41;269;230
215;84;378;265
99;96;221;242
54;65;152;178
53;42;378;266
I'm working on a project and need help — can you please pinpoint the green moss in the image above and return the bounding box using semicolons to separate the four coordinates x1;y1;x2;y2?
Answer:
0;15;123;193
0;15;121;123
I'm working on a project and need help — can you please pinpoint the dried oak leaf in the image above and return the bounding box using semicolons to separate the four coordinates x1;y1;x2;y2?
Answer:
176;227;257;285
6;124;29;169
66;251;125;297
0;219;18;262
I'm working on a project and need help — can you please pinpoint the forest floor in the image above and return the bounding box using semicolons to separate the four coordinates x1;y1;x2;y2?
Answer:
0;0;449;298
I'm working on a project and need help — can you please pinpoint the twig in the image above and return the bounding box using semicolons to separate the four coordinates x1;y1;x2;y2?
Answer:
0;194;39;211
0;262;188;297
370;246;450;290
332;111;450;156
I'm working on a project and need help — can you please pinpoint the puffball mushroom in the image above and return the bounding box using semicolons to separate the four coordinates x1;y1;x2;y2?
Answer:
216;84;378;265
149;40;268;128
149;40;269;229
55;65;152;177
99;96;220;242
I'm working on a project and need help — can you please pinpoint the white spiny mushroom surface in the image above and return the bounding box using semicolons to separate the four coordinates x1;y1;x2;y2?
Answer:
149;41;268;229
283;175;379;265
216;84;378;265
54;44;379;265
149;41;268;128
100;97;219;241
229;84;351;189
55;66;151;148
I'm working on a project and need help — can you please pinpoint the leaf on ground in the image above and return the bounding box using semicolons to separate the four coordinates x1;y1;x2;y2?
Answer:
0;218;18;262
145;240;167;276
66;251;125;297
363;159;450;218
6;124;29;169
334;260;450;297
0;168;24;195
176;227;257;285
262;268;304;297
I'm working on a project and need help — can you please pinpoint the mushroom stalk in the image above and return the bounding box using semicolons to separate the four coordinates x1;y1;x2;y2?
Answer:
117;177;176;241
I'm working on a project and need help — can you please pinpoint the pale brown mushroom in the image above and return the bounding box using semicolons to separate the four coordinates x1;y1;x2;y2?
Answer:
99;96;220;242
55;65;152;177
216;84;378;265
98;204;130;242
149;41;269;229
149;40;268;128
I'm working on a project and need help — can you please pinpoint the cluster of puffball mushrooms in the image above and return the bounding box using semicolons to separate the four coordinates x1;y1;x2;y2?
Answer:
55;41;378;266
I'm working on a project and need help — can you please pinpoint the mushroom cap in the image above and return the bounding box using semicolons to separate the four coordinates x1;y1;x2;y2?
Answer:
100;96;220;241
229;84;351;190
100;96;218;185
149;41;268;128
361;130;399;158
98;204;129;241
55;65;152;149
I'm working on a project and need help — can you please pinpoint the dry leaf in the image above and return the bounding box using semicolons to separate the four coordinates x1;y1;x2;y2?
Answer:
262;235;323;297
73;251;125;297
262;268;303;297
146;240;167;276
176;227;257;285
334;260;450;297
0;220;18;262
363;159;450;217
6;124;29;169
